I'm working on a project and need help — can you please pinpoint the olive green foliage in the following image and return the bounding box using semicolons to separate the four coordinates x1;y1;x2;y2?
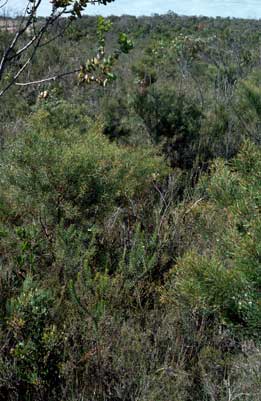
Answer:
1;101;167;226
162;142;261;336
4;277;61;391
0;12;261;401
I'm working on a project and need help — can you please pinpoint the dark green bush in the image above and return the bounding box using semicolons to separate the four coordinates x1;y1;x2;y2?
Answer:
133;86;204;169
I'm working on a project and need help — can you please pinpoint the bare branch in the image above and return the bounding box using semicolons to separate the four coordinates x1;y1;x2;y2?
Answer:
15;68;81;86
8;7;64;61
0;8;65;94
0;0;42;79
38;18;71;48
0;0;116;97
0;13;52;96
0;0;8;9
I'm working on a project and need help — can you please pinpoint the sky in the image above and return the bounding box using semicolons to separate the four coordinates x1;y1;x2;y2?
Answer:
2;0;261;19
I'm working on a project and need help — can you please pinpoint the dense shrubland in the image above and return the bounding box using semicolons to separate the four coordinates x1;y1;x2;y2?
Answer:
0;13;260;401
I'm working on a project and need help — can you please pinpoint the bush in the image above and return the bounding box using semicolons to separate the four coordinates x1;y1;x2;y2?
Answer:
133;86;204;169
0;277;62;401
162;142;261;338
0;101;169;228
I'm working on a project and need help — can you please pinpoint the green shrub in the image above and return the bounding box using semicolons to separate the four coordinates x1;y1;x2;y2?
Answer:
0;102;169;228
133;86;204;169
162;142;261;338
0;277;62;400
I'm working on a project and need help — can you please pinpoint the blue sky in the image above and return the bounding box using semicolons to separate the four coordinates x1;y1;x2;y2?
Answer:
3;0;261;19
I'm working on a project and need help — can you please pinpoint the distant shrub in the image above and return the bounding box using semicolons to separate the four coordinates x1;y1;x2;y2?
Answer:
133;86;204;169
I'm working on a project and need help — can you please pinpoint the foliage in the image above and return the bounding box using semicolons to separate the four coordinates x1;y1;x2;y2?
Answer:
0;101;168;228
133;85;204;169
78;17;133;87
0;276;62;400
162;142;261;338
0;12;261;401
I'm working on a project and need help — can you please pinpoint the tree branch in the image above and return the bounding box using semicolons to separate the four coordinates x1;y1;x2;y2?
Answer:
15;68;81;86
0;0;116;97
0;16;50;96
0;0;42;79
0;0;8;9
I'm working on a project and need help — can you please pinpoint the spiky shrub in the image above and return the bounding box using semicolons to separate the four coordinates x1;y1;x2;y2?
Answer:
0;99;169;289
0;101;168;226
0;101;169;290
162;141;261;337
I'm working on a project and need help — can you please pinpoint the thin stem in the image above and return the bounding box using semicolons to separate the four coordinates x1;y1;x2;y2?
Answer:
15;68;80;86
